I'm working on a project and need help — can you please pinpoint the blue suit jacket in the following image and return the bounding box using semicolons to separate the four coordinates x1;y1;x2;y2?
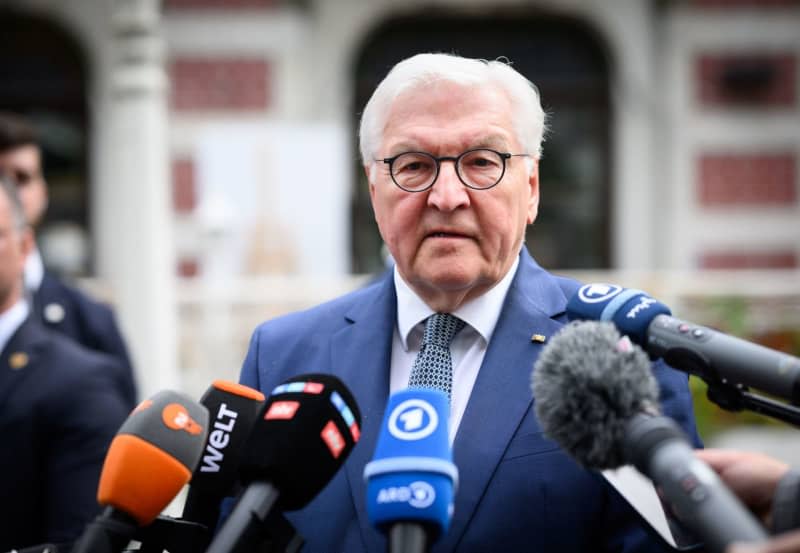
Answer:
240;251;701;552
32;271;137;408
0;316;130;551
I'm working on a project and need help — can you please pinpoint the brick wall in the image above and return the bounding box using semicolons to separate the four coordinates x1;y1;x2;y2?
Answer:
170;58;270;111
689;4;799;270
697;52;796;107
178;257;201;277
172;157;197;213
700;250;798;269
173;158;199;278
698;153;797;206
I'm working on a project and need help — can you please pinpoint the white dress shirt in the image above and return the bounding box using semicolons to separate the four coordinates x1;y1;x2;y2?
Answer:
0;300;29;355
24;247;44;293
389;255;520;443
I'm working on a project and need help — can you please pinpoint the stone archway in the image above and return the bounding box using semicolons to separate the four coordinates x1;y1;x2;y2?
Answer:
0;9;89;274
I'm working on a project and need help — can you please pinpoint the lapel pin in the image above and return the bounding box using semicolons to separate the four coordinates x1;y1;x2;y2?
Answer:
531;334;547;343
9;352;29;370
44;302;66;324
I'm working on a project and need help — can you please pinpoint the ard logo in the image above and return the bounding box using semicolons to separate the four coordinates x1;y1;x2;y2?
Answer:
578;283;623;304
377;481;436;509
387;399;438;441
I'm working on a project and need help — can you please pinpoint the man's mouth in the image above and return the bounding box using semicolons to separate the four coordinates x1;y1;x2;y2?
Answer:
428;231;464;239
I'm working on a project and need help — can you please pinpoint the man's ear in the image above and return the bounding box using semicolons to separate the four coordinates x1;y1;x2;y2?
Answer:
366;164;378;213
527;158;540;225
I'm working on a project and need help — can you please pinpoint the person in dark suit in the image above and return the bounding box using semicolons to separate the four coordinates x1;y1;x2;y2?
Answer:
237;53;701;552
0;176;129;551
0;112;136;408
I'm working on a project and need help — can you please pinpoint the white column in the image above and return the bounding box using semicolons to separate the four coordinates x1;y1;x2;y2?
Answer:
95;0;179;398
583;0;657;270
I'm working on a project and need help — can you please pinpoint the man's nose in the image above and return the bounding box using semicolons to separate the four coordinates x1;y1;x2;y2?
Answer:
427;161;470;211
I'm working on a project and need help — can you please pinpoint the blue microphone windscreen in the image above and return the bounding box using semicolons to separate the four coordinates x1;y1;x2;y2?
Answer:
364;389;457;539
567;284;671;346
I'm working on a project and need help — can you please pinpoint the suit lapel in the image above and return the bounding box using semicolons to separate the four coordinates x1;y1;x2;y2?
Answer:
332;273;396;552
0;318;45;409
440;252;569;551
32;272;69;328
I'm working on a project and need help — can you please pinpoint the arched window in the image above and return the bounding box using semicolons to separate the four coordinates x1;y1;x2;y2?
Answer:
0;9;89;274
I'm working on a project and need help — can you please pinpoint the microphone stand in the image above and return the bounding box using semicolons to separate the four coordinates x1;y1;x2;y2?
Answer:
668;352;800;428
705;381;800;428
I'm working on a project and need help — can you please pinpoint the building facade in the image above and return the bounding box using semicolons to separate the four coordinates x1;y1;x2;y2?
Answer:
2;0;798;396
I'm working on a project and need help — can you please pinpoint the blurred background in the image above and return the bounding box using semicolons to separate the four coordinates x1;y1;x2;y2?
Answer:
1;0;798;458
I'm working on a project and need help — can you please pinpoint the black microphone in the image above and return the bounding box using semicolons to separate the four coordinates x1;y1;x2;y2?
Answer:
205;373;361;553
71;391;209;553
179;381;302;553
531;320;768;553
566;283;800;404
182;380;265;533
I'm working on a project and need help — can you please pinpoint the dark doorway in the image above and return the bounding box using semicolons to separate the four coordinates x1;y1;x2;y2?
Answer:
0;10;89;274
351;11;612;273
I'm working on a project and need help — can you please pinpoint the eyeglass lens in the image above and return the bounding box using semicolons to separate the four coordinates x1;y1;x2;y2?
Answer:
390;149;505;191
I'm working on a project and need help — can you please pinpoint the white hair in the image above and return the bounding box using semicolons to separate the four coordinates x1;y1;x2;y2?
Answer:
358;53;547;167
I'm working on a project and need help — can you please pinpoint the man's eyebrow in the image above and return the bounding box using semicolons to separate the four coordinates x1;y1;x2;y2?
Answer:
382;135;512;157
471;135;510;149
382;142;422;156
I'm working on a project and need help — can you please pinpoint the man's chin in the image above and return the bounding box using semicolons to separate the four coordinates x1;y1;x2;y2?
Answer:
414;267;479;292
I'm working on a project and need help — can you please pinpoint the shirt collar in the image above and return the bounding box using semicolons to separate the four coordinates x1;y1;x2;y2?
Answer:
394;254;520;350
24;247;44;292
0;300;29;355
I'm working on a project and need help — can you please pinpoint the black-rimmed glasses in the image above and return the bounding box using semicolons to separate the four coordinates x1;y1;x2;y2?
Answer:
379;148;530;192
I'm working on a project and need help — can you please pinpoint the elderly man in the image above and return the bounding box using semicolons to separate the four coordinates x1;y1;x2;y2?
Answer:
238;53;700;552
0;177;129;551
0;112;136;408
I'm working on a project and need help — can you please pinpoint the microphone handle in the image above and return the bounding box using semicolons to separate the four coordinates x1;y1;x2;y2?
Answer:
70;508;137;553
388;523;429;553
626;414;768;553
204;481;279;553
647;314;800;403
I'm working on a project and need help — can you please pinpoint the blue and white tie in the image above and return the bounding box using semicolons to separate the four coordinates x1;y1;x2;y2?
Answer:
408;313;465;401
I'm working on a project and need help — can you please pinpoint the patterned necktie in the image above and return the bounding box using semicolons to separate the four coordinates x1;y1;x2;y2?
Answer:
408;313;465;401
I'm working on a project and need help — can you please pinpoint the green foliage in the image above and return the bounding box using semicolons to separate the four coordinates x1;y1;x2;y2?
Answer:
689;376;782;440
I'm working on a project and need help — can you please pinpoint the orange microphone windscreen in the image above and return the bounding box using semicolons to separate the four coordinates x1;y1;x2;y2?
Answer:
98;434;192;526
96;390;209;525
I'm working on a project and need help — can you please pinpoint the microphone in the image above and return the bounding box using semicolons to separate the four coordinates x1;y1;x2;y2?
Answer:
566;283;800;404
71;391;209;553
205;373;361;553
182;380;265;533
363;389;457;553
531;320;767;553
